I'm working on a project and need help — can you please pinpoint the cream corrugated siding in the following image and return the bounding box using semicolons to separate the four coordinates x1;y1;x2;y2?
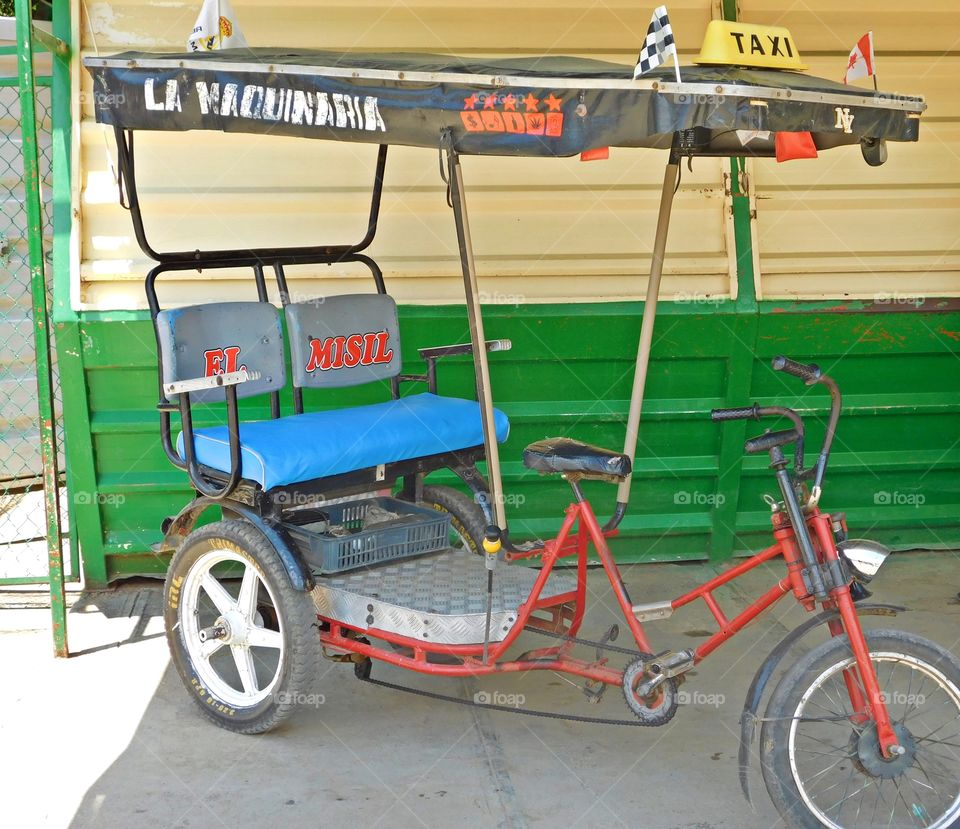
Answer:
746;1;960;300
77;0;732;309
77;1;956;309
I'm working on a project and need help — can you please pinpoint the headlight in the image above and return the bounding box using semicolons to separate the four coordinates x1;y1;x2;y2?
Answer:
837;539;891;583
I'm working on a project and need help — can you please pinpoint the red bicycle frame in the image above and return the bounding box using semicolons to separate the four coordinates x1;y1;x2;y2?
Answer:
319;495;897;751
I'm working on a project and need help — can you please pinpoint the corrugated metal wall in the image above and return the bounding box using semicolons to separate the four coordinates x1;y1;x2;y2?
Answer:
77;1;958;309
747;1;960;300
64;2;960;585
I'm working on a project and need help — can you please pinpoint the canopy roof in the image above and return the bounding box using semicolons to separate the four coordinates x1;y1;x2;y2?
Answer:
85;48;925;158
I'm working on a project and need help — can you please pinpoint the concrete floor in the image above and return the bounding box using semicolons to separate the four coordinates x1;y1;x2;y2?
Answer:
2;551;959;829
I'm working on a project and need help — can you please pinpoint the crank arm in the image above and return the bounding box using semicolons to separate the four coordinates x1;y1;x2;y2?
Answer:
636;649;695;698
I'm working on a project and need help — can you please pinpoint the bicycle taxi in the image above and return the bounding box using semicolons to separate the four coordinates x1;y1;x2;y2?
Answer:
85;18;960;828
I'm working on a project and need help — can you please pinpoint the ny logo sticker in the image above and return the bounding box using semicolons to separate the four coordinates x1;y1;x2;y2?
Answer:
834;106;855;134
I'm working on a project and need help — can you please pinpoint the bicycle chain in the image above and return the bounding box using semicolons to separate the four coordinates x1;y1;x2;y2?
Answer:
523;624;664;659
358;674;666;727
353;627;673;727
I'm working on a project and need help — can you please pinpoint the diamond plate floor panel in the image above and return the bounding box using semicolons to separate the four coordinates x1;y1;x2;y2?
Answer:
311;548;578;645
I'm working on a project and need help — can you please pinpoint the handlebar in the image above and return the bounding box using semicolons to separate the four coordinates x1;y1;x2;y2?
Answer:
771;355;822;385
711;403;761;422
744;428;801;455
711;356;843;492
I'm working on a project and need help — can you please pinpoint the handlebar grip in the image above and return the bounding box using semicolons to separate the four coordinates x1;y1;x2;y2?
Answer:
744;428;801;455
772;355;821;385
710;404;760;422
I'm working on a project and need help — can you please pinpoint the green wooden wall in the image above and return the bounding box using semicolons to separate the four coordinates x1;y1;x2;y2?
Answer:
55;299;960;587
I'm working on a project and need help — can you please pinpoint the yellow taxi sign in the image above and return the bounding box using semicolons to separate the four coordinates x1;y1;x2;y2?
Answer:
695;20;807;71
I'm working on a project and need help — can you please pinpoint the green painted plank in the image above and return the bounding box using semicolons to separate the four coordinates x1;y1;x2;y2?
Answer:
65;298;960;585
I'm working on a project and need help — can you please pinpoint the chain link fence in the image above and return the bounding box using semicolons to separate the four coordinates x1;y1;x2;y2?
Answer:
0;75;71;584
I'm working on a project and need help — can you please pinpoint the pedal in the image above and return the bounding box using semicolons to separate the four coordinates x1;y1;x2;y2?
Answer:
582;624;620;703
582;662;609;704
596;623;619;659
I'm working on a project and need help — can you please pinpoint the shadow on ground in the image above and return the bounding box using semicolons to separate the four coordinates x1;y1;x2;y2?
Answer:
24;553;960;829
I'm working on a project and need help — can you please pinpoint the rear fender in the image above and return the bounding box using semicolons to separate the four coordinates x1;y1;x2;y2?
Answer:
155;496;314;592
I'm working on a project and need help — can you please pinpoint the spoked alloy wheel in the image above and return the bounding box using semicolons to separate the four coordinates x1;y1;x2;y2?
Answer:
180;548;283;709
761;630;960;829
165;520;321;734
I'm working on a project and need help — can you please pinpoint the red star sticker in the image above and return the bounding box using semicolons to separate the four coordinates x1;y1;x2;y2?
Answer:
523;93;540;112
543;93;562;112
503;94;517;111
463;93;478;110
483;94;496;110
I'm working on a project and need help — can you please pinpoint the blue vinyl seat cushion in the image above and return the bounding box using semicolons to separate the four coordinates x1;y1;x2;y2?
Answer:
177;392;510;491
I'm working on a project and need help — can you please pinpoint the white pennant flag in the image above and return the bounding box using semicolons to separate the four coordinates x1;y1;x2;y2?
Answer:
188;0;248;52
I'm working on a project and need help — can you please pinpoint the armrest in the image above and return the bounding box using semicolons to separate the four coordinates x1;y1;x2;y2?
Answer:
418;339;512;361
163;368;261;397
166;368;259;501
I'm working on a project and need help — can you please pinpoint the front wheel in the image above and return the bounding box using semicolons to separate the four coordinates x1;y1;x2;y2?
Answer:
760;629;960;829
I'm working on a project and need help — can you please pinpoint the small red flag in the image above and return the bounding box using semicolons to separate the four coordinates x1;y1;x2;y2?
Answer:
580;146;610;162
775;132;818;163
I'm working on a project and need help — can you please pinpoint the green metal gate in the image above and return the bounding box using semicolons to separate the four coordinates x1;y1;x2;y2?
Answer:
0;3;73;655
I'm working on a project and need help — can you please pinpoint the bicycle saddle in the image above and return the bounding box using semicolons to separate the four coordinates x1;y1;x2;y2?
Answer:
522;438;631;482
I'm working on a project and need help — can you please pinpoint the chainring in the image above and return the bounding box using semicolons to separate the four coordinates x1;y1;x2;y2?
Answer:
621;655;679;726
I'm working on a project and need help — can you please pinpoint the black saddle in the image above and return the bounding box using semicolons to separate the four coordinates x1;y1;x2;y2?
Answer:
522;438;631;482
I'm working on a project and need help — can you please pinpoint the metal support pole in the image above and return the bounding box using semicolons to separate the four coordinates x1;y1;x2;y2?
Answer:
16;0;68;657
616;157;680;506
444;140;507;529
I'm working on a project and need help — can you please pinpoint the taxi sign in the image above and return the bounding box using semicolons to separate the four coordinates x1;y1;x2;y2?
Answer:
695;20;807;71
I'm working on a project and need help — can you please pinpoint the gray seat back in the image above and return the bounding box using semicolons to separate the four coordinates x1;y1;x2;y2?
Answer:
155;301;286;403
285;294;401;389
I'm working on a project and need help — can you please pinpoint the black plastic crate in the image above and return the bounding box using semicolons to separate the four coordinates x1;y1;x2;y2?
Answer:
284;496;451;574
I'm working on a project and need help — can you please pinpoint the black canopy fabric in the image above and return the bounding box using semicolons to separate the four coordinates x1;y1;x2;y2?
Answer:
84;48;924;157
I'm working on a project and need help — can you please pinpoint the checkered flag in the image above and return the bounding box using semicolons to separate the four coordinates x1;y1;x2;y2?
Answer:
634;5;681;82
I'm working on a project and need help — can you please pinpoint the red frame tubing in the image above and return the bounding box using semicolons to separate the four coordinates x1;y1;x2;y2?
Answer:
317;494;896;752
318;499;654;684
810;511;899;755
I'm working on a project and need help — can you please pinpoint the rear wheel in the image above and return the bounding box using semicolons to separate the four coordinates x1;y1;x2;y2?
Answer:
418;484;487;554
760;629;960;829
164;520;321;734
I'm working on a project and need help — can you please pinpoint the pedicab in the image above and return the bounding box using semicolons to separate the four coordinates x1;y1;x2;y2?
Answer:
85;18;960;828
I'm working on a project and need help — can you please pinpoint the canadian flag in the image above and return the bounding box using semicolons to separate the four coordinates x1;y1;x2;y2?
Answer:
844;32;875;84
